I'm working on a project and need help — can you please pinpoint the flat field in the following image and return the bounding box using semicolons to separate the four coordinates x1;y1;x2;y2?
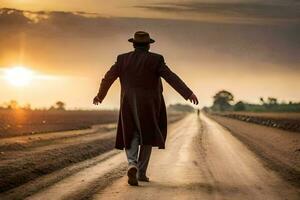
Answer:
0;110;186;195
0;110;119;137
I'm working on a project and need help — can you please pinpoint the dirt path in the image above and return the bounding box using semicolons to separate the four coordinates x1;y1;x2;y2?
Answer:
93;114;299;200
209;115;300;186
1;114;299;199
0;124;117;193
0;123;116;151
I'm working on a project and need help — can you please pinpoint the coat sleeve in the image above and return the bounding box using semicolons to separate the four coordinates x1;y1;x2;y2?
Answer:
157;56;193;100
97;56;120;102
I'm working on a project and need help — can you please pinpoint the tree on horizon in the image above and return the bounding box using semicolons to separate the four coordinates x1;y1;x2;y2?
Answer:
212;90;234;111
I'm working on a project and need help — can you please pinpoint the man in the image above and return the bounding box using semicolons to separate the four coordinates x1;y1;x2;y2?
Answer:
93;31;198;186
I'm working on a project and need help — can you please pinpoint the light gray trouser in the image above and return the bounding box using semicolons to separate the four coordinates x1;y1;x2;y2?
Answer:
125;131;152;176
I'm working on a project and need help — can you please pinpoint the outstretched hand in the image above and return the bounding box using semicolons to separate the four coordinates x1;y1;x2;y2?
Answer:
93;96;102;105
188;93;199;105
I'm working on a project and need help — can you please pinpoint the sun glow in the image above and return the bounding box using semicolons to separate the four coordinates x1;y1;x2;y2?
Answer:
4;66;35;87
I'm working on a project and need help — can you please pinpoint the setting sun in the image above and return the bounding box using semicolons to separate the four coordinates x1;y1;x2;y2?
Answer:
4;66;34;87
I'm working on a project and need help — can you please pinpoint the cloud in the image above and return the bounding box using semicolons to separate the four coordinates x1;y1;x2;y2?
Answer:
0;8;122;38
0;8;31;26
0;7;299;73
0;7;299;107
135;1;300;24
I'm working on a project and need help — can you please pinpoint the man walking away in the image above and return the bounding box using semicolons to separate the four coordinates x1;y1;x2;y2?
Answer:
93;31;198;186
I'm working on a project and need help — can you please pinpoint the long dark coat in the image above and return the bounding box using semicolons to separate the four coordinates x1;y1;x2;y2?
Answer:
97;48;192;149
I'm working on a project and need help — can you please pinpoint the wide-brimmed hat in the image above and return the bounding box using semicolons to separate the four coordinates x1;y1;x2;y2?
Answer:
128;31;155;44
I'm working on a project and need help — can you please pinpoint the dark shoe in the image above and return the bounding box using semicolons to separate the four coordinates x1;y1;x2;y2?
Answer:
138;175;149;182
127;165;138;186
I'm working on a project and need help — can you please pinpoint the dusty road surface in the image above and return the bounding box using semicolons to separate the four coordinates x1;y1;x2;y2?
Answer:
93;114;299;200
209;114;300;186
2;114;299;200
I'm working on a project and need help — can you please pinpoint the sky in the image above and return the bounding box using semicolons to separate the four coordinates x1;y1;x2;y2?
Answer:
0;0;299;109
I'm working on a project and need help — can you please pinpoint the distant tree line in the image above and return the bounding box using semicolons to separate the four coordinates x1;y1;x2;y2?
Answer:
0;100;66;111
0;100;195;113
210;90;300;112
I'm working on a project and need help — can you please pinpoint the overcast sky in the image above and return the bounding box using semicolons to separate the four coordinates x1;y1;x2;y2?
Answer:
0;1;299;109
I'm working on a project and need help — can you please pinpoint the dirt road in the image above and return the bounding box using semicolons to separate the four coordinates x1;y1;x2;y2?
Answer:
2;114;299;199
93;114;299;200
209;114;300;186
